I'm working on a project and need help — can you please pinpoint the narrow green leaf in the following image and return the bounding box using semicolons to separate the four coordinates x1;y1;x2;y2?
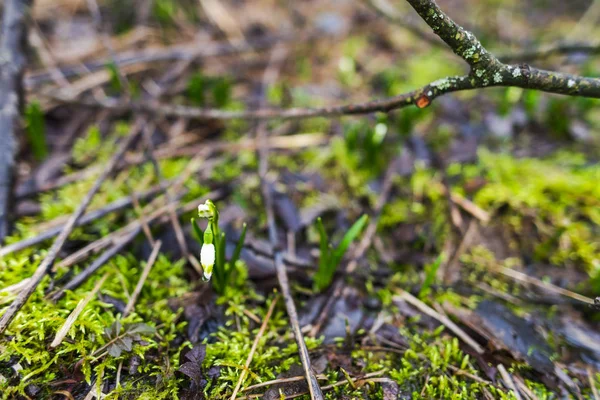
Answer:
106;62;122;92
24;101;47;161
213;231;227;295
191;218;204;244
329;214;369;270
316;217;329;272
229;223;247;269
418;254;444;299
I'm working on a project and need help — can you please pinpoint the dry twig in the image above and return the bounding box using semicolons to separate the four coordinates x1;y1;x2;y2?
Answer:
230;296;279;400
50;273;109;348
394;290;485;354
123;240;162;316
255;45;324;400
51;0;600;122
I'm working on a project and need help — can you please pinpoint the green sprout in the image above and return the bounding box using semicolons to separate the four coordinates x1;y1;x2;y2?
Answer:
418;254;444;299
314;214;369;292
192;200;247;295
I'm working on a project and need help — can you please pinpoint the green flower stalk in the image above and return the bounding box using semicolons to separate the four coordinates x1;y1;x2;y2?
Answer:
193;199;247;294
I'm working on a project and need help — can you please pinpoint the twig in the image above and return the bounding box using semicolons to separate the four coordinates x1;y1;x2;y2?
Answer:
255;45;323;400
588;367;600;400
50;273;109;348
141;123;189;258
0;120;143;335
50;0;600;121
497;363;523;400
495;266;595;305
281;371;386;400
499;43;600;63
237;371;387;400
442;219;478;283
131;191;156;246
309;157;397;337
0;184;163;257
25;31;319;89
123;240;162;316
365;0;443;48
230;296;279;400
368;0;600;64
241;375;327;393
0;0;32;241
394;290;485;354
48;227;141;302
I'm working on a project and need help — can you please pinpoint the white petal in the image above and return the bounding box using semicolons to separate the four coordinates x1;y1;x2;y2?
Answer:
201;243;215;267
197;204;212;218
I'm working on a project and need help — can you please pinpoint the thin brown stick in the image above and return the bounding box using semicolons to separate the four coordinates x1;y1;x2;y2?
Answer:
230;296;279;400
495;266;595;305
123;240;162;317
141;123;189;258
50;273;109;348
256;45;323;400
49;1;600;121
497;363;523;400
588;367;600;400
48;227;142;302
0;120;143;335
131;191;156;246
394;290;485;354
0;184;163;257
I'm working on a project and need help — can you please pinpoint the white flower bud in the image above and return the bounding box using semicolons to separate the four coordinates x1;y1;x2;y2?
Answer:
200;243;215;280
197;203;212;219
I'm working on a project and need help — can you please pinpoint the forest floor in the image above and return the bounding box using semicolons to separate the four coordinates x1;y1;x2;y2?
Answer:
1;0;600;399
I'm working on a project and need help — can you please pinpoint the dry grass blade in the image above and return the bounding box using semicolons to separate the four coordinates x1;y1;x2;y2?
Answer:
0;119;143;335
497;364;523;400
394;290;485;354
230;296;279;400
50;274;109;348
49;227;141;302
123;240;162;317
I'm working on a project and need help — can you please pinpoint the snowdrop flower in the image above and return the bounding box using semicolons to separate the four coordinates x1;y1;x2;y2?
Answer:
200;242;215;281
197;202;213;219
200;222;215;281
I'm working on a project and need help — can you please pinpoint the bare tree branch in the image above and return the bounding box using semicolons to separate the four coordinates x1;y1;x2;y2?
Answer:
47;0;600;121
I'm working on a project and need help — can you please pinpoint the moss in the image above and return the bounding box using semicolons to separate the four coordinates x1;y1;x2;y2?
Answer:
465;150;600;288
0;254;190;399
